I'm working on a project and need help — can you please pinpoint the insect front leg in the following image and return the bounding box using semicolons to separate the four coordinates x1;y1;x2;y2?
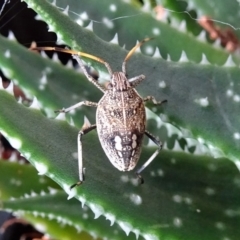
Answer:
135;130;163;184
129;74;145;87
55;101;98;113
143;96;167;106
72;54;106;93
70;124;97;190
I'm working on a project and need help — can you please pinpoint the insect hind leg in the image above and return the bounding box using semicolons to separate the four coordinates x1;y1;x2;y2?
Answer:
70;124;97;190
135;130;163;184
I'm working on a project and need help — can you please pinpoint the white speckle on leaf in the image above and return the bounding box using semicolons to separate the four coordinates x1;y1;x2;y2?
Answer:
157;169;164;177
173;195;182;203
234;132;240;140
215;222;226;230
205;187;216;195
4;50;11;58
194;97;209;107
159;80;166;88
120;175;129;183
233;94;240;102
129;193;142;205
102;17;114;28
109;4;117;12
80;12;88;20
226;89;233;97
152;27;160;35
173;217;183;227
145;46;154;55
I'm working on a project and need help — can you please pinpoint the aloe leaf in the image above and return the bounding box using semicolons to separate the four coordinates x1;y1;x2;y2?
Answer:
1;28;240;165
0;89;240;239
185;0;240;37
0;160;59;200
23;0;239;64
0;160;136;240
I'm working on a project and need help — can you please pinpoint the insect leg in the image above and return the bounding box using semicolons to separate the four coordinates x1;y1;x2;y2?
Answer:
129;74;145;87
55;101;98;113
70;124;97;189
135;130;162;184
143;96;167;105
72;54;106;93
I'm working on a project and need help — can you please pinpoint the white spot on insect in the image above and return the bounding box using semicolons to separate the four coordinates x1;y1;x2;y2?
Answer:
226;89;233;97
129;193;142;205
131;150;135;156
152;27;160;35
118;151;123;157
102;17;114;29
173;217;183;227
109;4;117;12
145;46;154;55
159;80;166;88
194;97;209;107
115;136;122;150
233;94;240;102
234;132;240;140
132;134;137;149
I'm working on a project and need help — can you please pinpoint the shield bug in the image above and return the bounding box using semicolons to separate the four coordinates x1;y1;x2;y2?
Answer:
32;38;167;188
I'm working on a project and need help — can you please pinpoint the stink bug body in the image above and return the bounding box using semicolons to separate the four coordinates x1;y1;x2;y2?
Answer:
32;38;167;188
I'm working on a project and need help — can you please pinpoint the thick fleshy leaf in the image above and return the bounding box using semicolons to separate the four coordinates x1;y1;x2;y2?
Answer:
0;160;137;240
1;29;240;166
0;89;240;239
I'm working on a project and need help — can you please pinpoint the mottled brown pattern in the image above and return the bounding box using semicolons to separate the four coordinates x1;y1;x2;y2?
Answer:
96;73;146;171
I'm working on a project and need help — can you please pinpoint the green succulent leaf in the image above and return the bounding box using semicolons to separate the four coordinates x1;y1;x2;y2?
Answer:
1;89;240;240
1;0;240;239
0;160;137;240
24;0;240;64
